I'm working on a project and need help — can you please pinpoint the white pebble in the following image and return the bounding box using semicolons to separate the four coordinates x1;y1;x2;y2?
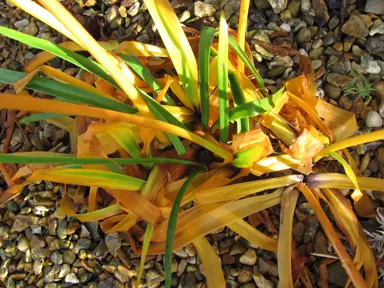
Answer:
14;19;29;29
365;111;383;128
280;23;291;32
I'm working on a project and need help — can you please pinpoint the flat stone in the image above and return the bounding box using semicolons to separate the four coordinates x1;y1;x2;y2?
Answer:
238;266;253;283
50;251;63;265
366;36;384;55
361;55;381;74
373;81;384;102
315;231;328;254
65;273;79;284
324;83;341;100
341;15;369;38
63;250;76;265
14;19;29;29
194;1;215;18
74;238;91;253
327;261;348;287
239;249;257;265
296;27;312;44
145;269;164;286
230;241;247;255
326;73;353;87
105;233;121;256
23;22;38;36
365;0;384;15
33;259;44;275
17;237;30;252
253;272;273;288
12;215;39;232
370;19;384;36
98;278;119;288
267;0;287;14
58;264;71;278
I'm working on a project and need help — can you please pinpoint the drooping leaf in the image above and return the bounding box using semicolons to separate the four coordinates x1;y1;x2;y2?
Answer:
298;184;367;288
70;204;123;222
19;113;70;124
164;169;202;288
192;237;226;287
228;36;265;96
120;54;175;105
218;12;229;143
148;189;283;254
228;71;249;132
0;93;233;163
144;0;199;107
28;168;146;190
198;27;217;130
136;224;154;288
277;187;299;288
229;88;286;121
315;129;384;162
138;89;187;154
0;69;136;114
195;174;303;204
0;27;117;86
228;220;278;252
307;173;384;192
0;153;203;167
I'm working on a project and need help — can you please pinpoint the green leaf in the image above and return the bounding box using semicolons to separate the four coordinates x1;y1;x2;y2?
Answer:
19;112;71;124
164;169;202;288
0;27;118;87
228;71;249;132
136;223;154;288
198;27;217;130
106;127;141;159
69;204;123;222
0;153;204;167
138;89;187;155
227;36;266;96
218;13;229;143
229;87;284;121
0;68;136;114
119;54;175;105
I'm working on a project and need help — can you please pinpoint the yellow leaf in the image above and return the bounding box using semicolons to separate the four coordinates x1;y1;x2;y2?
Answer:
228;220;278;252
195;175;302;204
192;237;226;287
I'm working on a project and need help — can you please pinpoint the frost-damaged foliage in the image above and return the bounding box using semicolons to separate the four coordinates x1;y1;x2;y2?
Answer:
0;0;383;287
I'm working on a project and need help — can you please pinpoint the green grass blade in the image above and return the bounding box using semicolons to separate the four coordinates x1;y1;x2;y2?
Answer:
164;169;202;288
228;71;249;132
69;204;123;222
198;27;217;130
136;223;154;288
107;128;141;159
228;87;284;121
0;27;117;87
218;12;229;143
144;0;200;107
138;89;187;155
119;54;175;105
19;112;71;124
227;36;266;96
0;68;136;114
0;153;204;167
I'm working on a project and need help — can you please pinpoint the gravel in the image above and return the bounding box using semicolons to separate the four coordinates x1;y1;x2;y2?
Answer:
1;0;384;286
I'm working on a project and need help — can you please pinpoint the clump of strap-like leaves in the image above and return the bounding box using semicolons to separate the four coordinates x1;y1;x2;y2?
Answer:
0;0;383;287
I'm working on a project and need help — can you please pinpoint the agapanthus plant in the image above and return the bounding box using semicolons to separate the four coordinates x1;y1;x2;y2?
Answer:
0;0;383;287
